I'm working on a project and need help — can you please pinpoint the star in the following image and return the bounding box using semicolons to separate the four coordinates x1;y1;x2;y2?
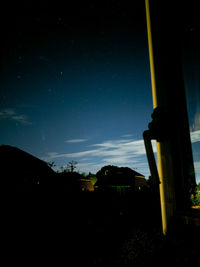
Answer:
57;17;62;24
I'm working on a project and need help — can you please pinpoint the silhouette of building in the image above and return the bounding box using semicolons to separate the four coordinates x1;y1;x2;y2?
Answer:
80;178;94;192
95;165;147;194
135;175;148;191
0;145;54;190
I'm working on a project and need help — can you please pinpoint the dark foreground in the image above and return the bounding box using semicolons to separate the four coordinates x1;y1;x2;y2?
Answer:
3;191;199;266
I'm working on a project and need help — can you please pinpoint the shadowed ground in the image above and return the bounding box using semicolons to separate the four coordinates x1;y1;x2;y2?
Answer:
2;191;199;266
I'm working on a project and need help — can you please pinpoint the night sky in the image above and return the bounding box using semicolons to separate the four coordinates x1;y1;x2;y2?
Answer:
0;1;199;181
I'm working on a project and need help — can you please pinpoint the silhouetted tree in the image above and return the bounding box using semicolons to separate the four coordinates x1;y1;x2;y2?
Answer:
47;161;56;168
81;172;87;177
191;182;200;206
67;160;77;172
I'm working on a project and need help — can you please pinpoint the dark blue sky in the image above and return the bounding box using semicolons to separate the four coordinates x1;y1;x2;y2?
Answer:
0;1;199;181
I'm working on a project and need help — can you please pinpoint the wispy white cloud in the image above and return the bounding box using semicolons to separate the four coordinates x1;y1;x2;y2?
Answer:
103;155;137;165
121;134;134;138
46;138;156;160
46;152;60;158
0;108;32;125
191;109;200;132
65;139;88;143
194;161;200;184
190;130;200;143
44;138;156;176
194;112;200;131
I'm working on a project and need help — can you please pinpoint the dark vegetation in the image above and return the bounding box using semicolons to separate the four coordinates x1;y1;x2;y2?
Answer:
1;145;200;266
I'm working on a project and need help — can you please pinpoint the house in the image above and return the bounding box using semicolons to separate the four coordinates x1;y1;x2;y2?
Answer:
95;165;147;194
0;145;55;190
79;178;94;192
135;175;148;191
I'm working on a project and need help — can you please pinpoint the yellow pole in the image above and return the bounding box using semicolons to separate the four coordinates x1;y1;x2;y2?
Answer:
145;0;168;234
145;0;157;109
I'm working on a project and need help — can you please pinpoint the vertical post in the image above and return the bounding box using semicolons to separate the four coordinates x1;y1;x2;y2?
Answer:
145;0;196;234
145;0;157;109
145;0;176;234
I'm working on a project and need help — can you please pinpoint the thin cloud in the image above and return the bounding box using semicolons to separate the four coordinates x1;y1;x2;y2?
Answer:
65;139;88;143
0;108;32;125
103;155;137;165
61;148;101;158
190;109;200;132
190;130;200;143
44;137;155;177
47;139;151;159
91;139;133;148
91;139;157;156
45;137;156;164
194;161;200;183
121;134;134;138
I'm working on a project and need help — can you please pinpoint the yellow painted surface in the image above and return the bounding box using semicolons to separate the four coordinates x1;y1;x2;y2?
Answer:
145;0;157;108
145;0;176;234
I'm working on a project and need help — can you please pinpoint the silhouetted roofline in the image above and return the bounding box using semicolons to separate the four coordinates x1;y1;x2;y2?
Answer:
0;144;55;175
